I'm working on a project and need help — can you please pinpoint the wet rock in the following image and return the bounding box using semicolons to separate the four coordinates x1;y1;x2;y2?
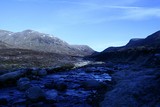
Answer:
92;73;112;82
38;69;47;76
17;77;31;91
45;90;58;103
0;98;8;105
26;86;45;102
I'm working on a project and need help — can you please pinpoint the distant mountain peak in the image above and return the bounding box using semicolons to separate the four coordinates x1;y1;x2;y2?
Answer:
23;29;34;32
21;29;55;38
0;29;13;34
0;29;95;56
21;29;40;35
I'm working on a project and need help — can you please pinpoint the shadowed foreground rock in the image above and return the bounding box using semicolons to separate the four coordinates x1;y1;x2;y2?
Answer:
26;86;45;102
101;68;160;107
0;70;27;87
17;77;31;91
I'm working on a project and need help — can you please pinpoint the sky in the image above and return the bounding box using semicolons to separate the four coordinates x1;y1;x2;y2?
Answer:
0;0;160;51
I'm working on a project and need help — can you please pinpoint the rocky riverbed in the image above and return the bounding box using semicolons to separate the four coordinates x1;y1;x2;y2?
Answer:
0;62;160;107
0;63;114;107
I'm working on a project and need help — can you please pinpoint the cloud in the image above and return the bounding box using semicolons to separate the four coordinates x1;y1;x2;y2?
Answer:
14;0;160;24
120;7;160;20
51;0;160;22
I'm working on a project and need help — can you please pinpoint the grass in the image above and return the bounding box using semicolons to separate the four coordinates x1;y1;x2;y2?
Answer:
0;48;78;71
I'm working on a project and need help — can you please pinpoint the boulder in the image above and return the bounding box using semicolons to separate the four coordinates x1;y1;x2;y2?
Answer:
45;90;58;103
26;86;45;102
17;77;31;91
0;70;26;86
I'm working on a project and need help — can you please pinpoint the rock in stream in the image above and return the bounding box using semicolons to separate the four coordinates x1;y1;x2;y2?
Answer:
0;64;112;107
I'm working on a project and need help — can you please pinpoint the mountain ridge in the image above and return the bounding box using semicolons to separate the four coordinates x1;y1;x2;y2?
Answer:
0;29;95;56
101;30;160;53
90;30;160;65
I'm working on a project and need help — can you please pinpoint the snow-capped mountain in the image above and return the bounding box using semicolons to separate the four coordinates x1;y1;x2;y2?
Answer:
0;29;94;56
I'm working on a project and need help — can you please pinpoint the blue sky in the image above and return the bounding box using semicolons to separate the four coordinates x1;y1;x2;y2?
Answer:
0;0;160;51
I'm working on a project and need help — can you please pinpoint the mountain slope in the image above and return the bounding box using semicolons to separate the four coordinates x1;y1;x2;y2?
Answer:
101;30;160;53
72;45;95;55
90;30;160;65
126;30;160;48
0;29;94;56
0;40;13;49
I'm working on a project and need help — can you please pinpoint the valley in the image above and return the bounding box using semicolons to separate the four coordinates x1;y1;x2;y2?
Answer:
0;30;160;107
